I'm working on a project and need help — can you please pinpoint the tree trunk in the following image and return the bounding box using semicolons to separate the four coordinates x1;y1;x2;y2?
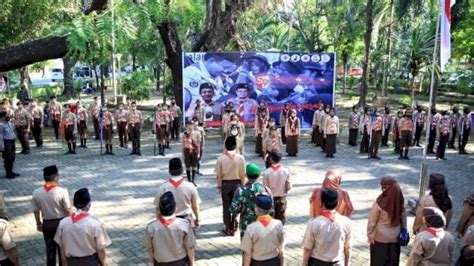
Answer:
19;66;31;88
157;21;183;110
358;0;374;108
92;60;100;89
342;54;348;95
0;0;109;72
410;75;416;107
431;76;439;106
62;55;76;98
382;0;395;96
132;54;137;72
100;65;106;104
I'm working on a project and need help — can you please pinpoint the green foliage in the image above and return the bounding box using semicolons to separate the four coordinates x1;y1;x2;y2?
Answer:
399;95;411;106
121;70;151;102
456;77;473;97
453;5;474;61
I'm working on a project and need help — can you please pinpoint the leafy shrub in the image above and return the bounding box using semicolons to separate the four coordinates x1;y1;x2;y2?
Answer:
121;70;151;102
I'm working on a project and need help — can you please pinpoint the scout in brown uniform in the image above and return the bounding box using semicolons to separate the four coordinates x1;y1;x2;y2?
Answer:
49;96;62;140
215;136;246;236
255;107;269;157
101;105;115;155
397;109;414;160
32;165;72;266
319;106;330;152
456;194;474;238
54;188;112;266
359;107;371;153
128;102;143;156
302;189;352;266
191;117;206;174
0;217;20;266
241;194;285;266
169;100;182;140
367;177;407;266
190;99;205;126
115;103;128;148
458;107;472;155
88;97;100;140
381;107;392;147
221;104;235;140
262;151;291;224
456;224;474;266
145;192;196;266
285;109;300;157
412;173;453;235
407;207;454;266
75;101;88;148
448;106;460;149
311;105;319;144
427;108;440;153
393;110;403;153
436;110;452;160
348;105;359;146
182;126;199;185
413;105;425;147
279;103;290;145
14;101;31;154
154;104;169;156
62;104;78;155
30;99;44;148
261;117;277;144
262;126;282;168
233;114;246;155
153;158;201;226
323;107;339;158
0;111;19;179
163;104;173;149
368;109;384;160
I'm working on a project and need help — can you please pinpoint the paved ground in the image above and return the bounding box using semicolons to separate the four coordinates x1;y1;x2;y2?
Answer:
1;124;473;266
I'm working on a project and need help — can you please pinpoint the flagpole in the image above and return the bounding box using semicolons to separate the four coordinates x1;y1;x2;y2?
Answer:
418;14;441;201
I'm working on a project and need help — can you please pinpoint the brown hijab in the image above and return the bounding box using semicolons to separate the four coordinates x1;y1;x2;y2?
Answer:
310;170;354;217
377;177;404;227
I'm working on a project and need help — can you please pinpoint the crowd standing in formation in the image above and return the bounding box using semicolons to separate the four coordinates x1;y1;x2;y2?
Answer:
0;87;473;266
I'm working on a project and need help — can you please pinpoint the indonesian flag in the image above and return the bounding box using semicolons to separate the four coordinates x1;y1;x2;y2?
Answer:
440;0;456;72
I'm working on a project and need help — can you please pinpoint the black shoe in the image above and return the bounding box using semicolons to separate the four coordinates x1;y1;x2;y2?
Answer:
416;144;421;147
71;150;76;154
373;156;381;160
130;151;136;155
404;156;410;160
192;181;197;187
5;175;15;179
64;151;72;155
368;156;372;159
136;151;142;156
398;155;403;160
330;154;334;158
23;150;30;155
326;154;330;158
20;150;26;154
197;172;203;176
11;172;20;177
441;157;447;160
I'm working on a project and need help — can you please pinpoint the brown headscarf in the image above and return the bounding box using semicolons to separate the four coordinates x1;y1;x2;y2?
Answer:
376;177;405;227
310;170;354;217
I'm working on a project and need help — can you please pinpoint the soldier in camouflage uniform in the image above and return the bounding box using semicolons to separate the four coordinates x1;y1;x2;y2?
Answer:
229;163;272;239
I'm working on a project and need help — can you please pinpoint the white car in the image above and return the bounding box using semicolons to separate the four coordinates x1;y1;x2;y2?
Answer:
51;68;64;81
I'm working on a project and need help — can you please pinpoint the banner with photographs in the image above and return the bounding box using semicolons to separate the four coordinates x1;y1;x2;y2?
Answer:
183;52;336;128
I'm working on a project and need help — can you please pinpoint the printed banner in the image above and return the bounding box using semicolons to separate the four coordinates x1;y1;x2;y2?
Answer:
183;52;336;128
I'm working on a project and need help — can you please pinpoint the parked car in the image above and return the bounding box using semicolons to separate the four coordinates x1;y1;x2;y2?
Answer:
51;68;64;81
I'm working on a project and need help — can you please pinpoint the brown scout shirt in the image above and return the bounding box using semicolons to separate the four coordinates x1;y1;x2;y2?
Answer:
115;109;128;123
262;164;291;198
241;218;284;261
214;151;246;187
262;135;282;154
153;178;200;217
32;186;72;220
0;219;16;261
302;211;352;263
367;202;407;243
406;229;453;266
128;109;142;125
456;204;474;237
54;214;112;257
413;195;453;234
144;217;196;263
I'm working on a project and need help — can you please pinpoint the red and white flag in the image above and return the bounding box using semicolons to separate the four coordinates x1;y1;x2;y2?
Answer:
440;0;456;72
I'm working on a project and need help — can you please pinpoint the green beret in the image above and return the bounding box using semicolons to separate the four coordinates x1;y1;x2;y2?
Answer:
246;163;261;178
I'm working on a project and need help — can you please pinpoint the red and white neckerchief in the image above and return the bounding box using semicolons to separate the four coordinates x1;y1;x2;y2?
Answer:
373;117;383;131
159;215;177;228
406;119;414;131
92;105;99;118
270;164;281;171
15;111;22;125
169;178;185;188
384;115;392;128
224;151;235;160
71;211;90;223
43;182;57;192
328;117;337;134
290;117;297;134
238;103;244;116
441;118;450;135
186;137;194;153
257;215;272;228
271;137;278;150
321;210;336;222
425;227;442;237
351;113;360;127
417;112;425;125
